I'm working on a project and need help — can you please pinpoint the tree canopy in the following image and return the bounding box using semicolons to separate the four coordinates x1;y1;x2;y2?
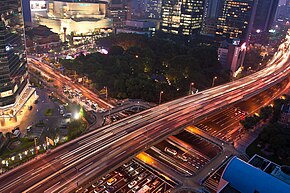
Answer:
61;34;229;103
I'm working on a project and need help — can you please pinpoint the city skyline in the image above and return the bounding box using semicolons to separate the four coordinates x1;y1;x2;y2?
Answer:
0;0;289;192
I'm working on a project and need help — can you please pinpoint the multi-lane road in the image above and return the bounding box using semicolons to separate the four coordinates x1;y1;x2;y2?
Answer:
0;32;290;192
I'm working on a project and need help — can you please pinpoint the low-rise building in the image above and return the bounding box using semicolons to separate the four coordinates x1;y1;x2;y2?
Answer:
26;25;61;53
116;19;158;37
280;104;290;125
217;155;290;193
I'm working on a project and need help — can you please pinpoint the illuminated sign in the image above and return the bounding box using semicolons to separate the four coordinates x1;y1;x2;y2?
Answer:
0;90;13;98
232;39;240;46
30;1;48;11
80;4;90;7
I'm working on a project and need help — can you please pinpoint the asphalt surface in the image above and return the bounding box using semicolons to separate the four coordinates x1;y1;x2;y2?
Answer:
0;32;289;192
194;79;289;142
84;159;178;193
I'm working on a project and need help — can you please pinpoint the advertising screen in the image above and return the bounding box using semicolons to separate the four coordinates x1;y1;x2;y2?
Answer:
30;1;48;11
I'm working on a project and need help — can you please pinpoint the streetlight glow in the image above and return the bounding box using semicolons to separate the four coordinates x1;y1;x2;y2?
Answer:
74;112;80;119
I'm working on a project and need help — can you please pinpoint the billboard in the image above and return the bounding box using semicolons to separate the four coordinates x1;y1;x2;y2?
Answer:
30;1;48;12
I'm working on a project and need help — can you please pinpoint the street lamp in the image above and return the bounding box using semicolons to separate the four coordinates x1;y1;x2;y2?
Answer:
212;76;217;87
159;91;164;105
189;82;194;95
104;86;108;100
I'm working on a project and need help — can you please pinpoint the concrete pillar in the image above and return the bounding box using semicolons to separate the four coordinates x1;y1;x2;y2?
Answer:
0;117;5;126
11;115;17;123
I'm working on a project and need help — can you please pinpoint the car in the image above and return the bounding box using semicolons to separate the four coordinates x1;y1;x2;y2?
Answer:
127;167;134;172
94;179;103;186
128;180;137;188
131;185;140;193
164;147;177;155
107;178;117;185
152;180;160;187
114;171;123;177
102;174;110;180
178;154;188;162
123;162;131;168
63;113;72;118
94;185;106;192
146;175;155;182
26;125;32;132
138;173;147;180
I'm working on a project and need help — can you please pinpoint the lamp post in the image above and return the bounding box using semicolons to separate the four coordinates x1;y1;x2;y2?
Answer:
189;82;194;95
212;76;217;87
104;86;108;100
159;91;163;105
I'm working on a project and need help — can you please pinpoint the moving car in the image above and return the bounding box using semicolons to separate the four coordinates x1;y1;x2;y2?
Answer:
107;178;117;186
128;180;137;188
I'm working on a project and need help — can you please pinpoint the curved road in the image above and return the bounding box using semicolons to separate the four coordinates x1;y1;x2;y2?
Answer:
0;32;290;193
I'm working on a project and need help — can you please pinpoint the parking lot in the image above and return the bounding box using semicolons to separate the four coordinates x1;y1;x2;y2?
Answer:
145;131;221;176
86;159;178;193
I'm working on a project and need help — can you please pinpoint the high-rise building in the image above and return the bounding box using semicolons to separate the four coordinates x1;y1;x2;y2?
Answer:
161;0;204;36
22;0;32;24
201;0;222;36
144;0;162;19
216;0;258;43
0;0;36;126
253;0;279;32
107;0;128;28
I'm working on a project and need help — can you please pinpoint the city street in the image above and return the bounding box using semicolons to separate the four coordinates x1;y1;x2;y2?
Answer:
0;32;288;192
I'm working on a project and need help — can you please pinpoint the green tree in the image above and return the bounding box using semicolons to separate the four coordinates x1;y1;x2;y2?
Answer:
259;106;273;120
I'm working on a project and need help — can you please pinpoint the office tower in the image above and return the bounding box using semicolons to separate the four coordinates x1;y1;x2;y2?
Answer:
108;0;128;28
22;0;32;24
0;0;34;126
216;0;258;43
253;0;279;32
275;1;290;23
202;0;222;36
161;0;204;36
144;0;162;19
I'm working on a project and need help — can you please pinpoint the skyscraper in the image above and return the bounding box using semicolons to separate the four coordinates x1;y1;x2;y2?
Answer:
0;0;34;126
216;0;258;43
144;0;162;19
253;0;279;32
108;0;129;28
201;0;223;36
161;0;204;36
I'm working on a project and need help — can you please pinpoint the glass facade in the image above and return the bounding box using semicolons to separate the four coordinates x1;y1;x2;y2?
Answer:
253;0;279;31
216;0;257;42
0;0;28;107
161;0;204;36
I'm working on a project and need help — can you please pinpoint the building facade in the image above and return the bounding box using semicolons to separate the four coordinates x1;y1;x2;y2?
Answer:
253;0;279;32
0;0;36;127
144;0;162;19
32;0;112;42
0;0;28;107
218;156;290;193
201;0;223;36
216;0;258;43
107;0;128;28
161;0;204;36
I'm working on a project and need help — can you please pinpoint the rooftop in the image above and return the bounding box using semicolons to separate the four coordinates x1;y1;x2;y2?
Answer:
218;156;290;193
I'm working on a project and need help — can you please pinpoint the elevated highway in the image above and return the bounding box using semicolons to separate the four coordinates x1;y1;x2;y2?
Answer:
0;32;290;193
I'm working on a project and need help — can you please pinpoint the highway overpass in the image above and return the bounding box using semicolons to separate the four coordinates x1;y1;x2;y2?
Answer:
0;32;290;193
